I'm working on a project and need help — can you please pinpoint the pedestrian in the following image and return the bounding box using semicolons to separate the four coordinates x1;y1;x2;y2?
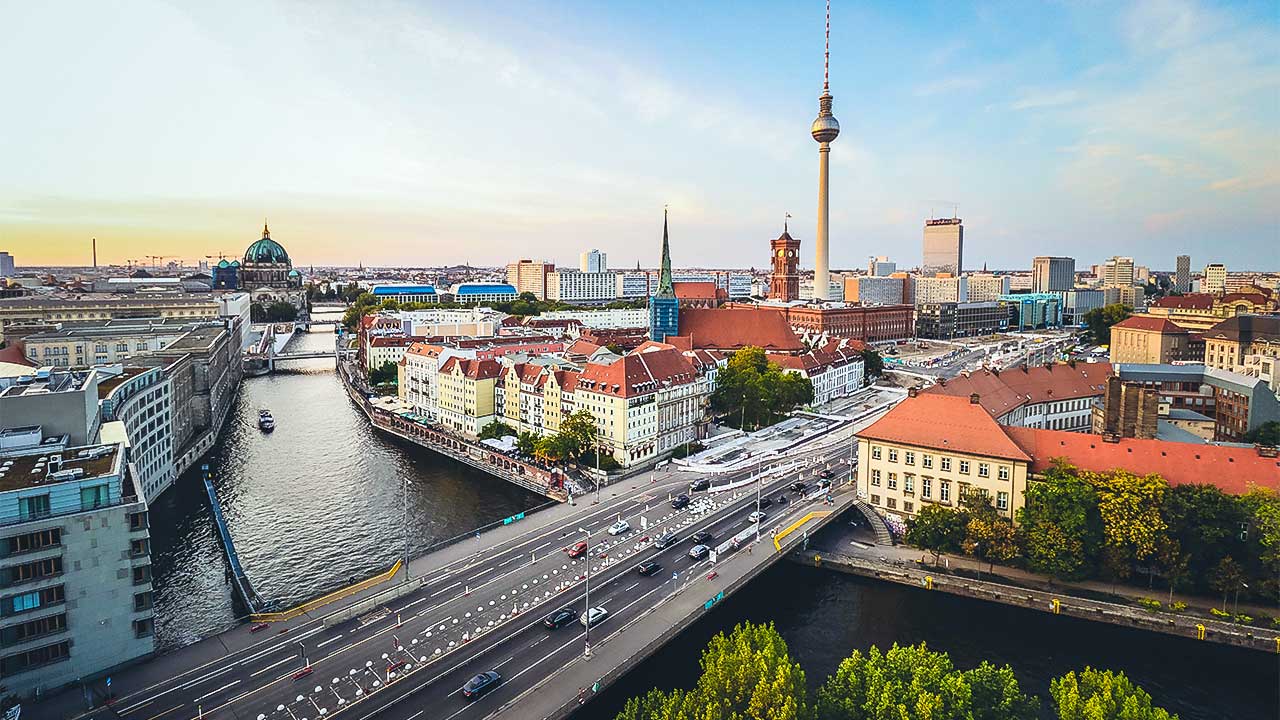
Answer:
578;687;586;705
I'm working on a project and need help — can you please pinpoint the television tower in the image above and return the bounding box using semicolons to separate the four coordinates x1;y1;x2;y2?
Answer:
811;0;840;302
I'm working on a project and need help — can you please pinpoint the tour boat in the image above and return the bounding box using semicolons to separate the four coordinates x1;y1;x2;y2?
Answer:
258;409;276;432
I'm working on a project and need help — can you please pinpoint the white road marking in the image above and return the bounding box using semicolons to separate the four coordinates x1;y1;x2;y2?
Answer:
396;596;429;611
494;655;516;669
193;680;240;704
430;581;462;597
248;655;297;678
315;633;345;648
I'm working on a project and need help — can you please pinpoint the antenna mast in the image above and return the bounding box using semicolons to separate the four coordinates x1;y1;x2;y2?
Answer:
824;0;831;91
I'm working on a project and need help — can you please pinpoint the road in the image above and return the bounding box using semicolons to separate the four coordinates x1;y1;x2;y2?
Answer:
87;435;858;720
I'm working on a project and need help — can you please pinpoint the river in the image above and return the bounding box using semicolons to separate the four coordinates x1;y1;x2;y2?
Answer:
144;317;1277;717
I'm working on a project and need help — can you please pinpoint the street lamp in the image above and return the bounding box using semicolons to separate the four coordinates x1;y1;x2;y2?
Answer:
578;526;592;658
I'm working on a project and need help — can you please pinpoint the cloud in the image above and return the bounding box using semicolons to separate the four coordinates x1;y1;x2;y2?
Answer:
1009;89;1080;110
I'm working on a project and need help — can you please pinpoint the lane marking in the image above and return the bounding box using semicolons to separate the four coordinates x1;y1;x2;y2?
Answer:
142;705;182;720
430;581;462;598
316;633;345;648
193;680;240;704
397;596;429;611
249;655;298;678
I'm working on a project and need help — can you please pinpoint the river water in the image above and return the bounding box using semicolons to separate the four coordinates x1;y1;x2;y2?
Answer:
145;317;1277;717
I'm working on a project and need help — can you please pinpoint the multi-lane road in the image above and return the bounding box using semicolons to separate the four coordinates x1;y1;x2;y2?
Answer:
87;435;856;720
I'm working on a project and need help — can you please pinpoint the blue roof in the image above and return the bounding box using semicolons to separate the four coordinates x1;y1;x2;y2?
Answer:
373;285;436;296
456;283;516;295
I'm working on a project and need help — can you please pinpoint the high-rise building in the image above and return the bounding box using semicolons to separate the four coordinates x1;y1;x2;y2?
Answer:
547;271;618;304
1174;255;1191;293
1100;256;1135;287
768;226;801;302
1203;263;1227;295
967;273;1011;302
580;249;607;274
810;0;840;301
868;256;896;276
648;210;679;342
922;218;963;275
1032;256;1075;292
0;251;14;277
914;275;969;304
505;259;555;300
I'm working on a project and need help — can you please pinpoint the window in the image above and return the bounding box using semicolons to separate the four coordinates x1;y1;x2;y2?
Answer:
129;538;149;557
128;511;149;531
978;463;990;478
998;466;1010;481
886;498;897;510
132;565;152;586
940;457;952;472
134;591;153;612
3;586;64;617
903;501;914;514
958;460;970;475
0;640;70;676
3;558;62;587
17;496;50;521
997;491;1009;511
870;494;880;505
887;448;898;463
1;613;66;647
80;484;109;511
904;451;915;466
2;528;61;557
921;477;932;499
903;474;915;494
922;455;933;469
887;473;898;490
940;480;951;503
870;469;881;486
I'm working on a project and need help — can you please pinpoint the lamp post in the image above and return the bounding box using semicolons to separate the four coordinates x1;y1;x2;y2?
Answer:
578;526;592;658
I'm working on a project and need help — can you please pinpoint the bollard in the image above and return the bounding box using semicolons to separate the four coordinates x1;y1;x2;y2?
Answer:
1195;624;1206;641
1050;599;1061;615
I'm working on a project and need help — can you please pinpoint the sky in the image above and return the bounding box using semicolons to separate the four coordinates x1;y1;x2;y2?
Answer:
1;0;1277;272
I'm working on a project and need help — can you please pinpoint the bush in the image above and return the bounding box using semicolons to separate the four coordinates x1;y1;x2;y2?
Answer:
1135;597;1161;612
1169;601;1187;612
1209;607;1230;618
670;442;705;459
1233;614;1253;625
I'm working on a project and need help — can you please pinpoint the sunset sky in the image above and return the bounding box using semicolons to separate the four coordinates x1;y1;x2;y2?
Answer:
1;0;1276;270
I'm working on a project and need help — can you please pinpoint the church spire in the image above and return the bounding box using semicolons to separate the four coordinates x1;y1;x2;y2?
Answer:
657;206;675;297
263;219;270;239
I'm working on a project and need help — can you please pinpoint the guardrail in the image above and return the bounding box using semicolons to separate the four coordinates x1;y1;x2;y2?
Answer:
249;559;402;623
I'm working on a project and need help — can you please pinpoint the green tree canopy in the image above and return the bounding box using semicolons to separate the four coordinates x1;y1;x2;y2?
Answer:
1159;484;1244;592
711;347;814;430
1049;668;1177;720
368;360;398;386
1088;470;1168;581
1016;461;1104;580
1082;303;1132;345
1242;420;1280;446
860;349;884;379
905;504;969;566
477;421;515;441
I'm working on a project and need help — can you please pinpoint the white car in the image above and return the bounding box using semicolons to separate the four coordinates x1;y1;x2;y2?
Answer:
748;511;767;523
608;520;630;536
580;606;609;627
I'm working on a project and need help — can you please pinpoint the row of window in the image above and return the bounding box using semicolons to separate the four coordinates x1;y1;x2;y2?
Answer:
869;446;1009;479
1;528;61;558
0;557;62;588
869;471;1011;511
0;611;66;647
3;585;64;617
0;639;69;677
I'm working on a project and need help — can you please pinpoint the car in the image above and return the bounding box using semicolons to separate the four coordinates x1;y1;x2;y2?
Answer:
608;520;631;536
690;531;714;545
543;607;578;629
654;531;679;549
757;497;772;509
690;478;710;492
637;561;662;576
819;469;834;479
789;482;807;493
688;544;710;560
817;479;832;489
776;494;789;505
567;541;588;558
581;606;609;627
671;494;690;509
461;671;502;700
748;511;767;523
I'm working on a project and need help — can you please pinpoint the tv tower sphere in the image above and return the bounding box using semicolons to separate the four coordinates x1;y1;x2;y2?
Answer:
811;92;840;143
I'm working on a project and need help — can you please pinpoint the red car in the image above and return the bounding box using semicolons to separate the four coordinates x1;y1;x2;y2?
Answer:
567;541;588;558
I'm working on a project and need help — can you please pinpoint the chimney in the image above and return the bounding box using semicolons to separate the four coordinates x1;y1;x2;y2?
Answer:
1258;445;1279;459
969;393;981;405
1102;433;1121;444
937;377;947;387
908;387;919;398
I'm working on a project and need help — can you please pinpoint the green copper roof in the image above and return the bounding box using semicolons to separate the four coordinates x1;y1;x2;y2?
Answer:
656;208;674;298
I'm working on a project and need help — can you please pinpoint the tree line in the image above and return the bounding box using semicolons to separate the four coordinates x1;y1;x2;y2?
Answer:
904;461;1280;611
340;289;648;330
615;621;1178;720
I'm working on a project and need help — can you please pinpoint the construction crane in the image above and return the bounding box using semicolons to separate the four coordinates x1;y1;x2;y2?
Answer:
205;252;231;262
146;255;174;268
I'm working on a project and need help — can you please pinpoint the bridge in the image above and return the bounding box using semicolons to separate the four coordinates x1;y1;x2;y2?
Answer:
244;322;338;374
33;407;888;720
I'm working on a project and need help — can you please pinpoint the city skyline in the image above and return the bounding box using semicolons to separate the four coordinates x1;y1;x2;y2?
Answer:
2;0;1277;270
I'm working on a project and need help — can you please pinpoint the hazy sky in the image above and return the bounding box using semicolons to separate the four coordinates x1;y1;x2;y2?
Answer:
1;0;1277;271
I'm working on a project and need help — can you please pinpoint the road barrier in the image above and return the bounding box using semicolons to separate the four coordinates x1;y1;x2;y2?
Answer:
250;560;402;623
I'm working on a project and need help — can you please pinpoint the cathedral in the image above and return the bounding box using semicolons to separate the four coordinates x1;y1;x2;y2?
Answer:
225;223;306;315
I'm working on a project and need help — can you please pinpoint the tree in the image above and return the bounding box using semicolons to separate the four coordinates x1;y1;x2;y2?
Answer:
711;347;814;429
1088;470;1168;582
905;504;968;567
1208;556;1245;611
477;421;515;441
515;431;538;457
1242;421;1280;446
963;497;1019;575
1017;462;1104;580
815;642;1037;720
1049;668;1177;720
1241;487;1280;602
1160;484;1244;593
1082;303;1132;345
250;300;298;323
860;348;884;380
559;410;597;458
368;361;397;386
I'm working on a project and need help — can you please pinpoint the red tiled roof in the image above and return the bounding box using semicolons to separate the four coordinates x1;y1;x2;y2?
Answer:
576;347;699;398
1153;294;1214;310
1220;292;1269;306
565;338;604;357
672;307;805;352
1112;316;1189;333
926;362;1111;418
1202;314;1280;343
440;357;503;380
1005;427;1280;494
0;342;34;367
673;281;718;300
857;394;1032;462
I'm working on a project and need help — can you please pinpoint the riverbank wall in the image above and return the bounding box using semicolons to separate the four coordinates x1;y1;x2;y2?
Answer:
791;549;1280;654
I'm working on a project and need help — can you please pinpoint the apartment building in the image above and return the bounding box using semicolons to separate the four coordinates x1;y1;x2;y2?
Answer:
547;271;619;304
98;367;174;503
505;260;554;300
1108;316;1200;365
436;358;503;436
0;440;154;697
1032;256;1075;293
767;346;864;405
21;319;208;368
966;274;1011;302
1202;263;1227;294
914;275;968;304
0;295;225;343
924;362;1110;432
1202;315;1280;373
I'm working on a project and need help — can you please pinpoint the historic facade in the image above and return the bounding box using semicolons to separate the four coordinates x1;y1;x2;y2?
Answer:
239;224;305;312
